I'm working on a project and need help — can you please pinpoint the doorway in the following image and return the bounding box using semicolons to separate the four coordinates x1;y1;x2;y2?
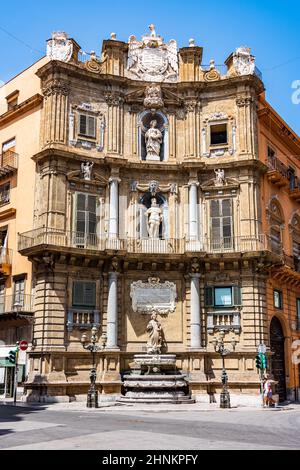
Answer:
270;317;287;402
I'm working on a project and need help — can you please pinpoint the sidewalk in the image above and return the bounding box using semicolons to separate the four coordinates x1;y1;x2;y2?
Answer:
1;397;299;413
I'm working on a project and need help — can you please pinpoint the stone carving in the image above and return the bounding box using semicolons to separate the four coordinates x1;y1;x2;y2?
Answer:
145;120;163;161
215;169;225;186
42;80;70;97
191;258;201;274
131;181;178;196
81;162;94;181
204;60;221;82
46;32;73;63
208;112;228;122
127;25;178;83
144;84;164;109
130;278;177;315
145;198;163;239
147;312;163;355
233;47;255;76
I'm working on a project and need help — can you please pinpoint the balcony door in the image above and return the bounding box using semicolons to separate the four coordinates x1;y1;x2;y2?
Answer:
210;199;233;251
74;193;97;249
13;278;25;311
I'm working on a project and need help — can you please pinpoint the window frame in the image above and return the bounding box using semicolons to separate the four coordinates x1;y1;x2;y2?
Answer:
205;286;242;309
210;123;228;147
297;299;300;330
274;289;283;310
78;113;97;139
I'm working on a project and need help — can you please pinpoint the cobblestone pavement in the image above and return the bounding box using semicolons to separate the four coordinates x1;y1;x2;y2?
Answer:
0;402;299;450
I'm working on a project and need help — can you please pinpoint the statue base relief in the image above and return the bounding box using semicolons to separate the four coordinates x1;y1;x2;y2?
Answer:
146;154;161;162
118;354;195;404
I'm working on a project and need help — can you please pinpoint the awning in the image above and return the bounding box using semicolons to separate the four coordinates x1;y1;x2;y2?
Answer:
0;359;14;367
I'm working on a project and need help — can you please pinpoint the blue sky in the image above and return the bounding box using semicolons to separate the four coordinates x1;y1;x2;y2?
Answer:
0;0;299;134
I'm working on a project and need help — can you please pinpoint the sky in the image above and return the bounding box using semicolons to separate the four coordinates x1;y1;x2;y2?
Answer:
0;0;299;134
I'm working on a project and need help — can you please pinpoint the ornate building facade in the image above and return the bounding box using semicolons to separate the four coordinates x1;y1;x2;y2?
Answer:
1;27;299;403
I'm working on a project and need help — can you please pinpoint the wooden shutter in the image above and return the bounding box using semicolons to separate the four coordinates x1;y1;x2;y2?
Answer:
233;286;242;306
204;286;214;307
75;193;97;235
79;114;96;138
73;281;96;309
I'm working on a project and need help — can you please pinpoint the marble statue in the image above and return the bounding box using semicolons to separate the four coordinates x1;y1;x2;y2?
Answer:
81;162;94;181
145;120;163;161
147;312;162;355
215;169;225;186
145;198;163;239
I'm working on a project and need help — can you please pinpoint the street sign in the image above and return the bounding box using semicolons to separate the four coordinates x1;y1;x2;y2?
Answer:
258;343;267;354
19;341;29;352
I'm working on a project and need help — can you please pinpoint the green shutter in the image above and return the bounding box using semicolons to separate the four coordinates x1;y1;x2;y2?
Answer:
233;286;242;306
73;281;96;309
205;287;214;307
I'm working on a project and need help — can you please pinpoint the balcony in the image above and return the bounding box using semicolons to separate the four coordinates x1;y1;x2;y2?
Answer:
0;152;18;179
266;156;289;188
289;176;300;201
0;248;12;276
18;228;282;258
67;309;100;331
0;295;34;315
207;311;241;335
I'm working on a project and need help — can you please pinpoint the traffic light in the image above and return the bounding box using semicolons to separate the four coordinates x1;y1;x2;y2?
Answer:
261;354;268;370
255;354;262;370
6;349;17;365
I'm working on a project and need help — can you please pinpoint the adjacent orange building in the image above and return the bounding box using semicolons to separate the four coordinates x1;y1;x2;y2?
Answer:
258;97;300;401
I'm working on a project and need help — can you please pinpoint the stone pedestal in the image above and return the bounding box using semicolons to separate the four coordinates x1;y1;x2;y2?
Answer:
119;354;195;404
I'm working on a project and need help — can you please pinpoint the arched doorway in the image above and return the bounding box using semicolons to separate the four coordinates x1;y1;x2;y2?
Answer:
270;317;287;402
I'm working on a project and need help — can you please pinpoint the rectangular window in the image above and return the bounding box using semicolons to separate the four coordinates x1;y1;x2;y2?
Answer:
75;193;97;245
274;289;283;310
0;183;10;207
72;281;96;309
297;299;300;330
78;114;96;138
6;90;19;111
210;124;228;146
215;287;232;307
205;286;242;308
13;278;25;309
210;199;233;249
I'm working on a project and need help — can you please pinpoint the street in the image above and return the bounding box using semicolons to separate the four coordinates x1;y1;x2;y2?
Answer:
0;403;300;450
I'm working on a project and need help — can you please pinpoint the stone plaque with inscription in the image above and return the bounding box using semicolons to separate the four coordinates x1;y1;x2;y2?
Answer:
130;278;177;315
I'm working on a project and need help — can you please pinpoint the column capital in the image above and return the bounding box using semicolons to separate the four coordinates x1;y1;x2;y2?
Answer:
109;176;121;184
188;181;200;188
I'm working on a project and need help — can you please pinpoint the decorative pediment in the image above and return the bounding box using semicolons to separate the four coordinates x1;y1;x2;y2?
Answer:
131;180;178;195
67;169;108;186
125;86;182;107
201;173;240;192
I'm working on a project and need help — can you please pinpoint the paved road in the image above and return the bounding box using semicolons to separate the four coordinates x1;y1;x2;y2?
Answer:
0;403;300;450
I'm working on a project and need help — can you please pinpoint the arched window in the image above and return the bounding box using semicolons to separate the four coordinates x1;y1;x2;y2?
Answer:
138;111;168;162
138;193;169;240
267;198;284;254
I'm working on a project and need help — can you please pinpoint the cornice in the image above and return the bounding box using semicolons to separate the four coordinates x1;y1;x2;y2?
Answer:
0;94;43;129
0;208;16;221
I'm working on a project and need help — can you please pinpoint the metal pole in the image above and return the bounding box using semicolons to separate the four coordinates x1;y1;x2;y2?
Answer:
13;350;19;405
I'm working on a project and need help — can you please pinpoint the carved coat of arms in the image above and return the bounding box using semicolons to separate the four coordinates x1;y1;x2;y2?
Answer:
47;32;73;63
127;25;178;83
233;47;255;76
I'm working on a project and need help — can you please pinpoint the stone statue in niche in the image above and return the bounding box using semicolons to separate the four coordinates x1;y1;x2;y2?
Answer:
145;198;163;239
147;312;163;355
214;169;225;186
81;162;94;181
145;120;163;161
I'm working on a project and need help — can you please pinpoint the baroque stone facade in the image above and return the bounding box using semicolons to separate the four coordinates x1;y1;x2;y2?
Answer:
1;26;298;404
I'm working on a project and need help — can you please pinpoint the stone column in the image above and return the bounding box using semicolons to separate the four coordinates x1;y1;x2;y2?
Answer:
109;176;120;239
189;181;199;240
42;80;69;146
190;273;201;349
106;272;119;350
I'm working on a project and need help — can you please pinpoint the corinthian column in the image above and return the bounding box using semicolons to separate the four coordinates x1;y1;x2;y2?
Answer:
42;80;70;146
109;176;121;239
188;180;200;240
106;271;119;350
190;272;201;349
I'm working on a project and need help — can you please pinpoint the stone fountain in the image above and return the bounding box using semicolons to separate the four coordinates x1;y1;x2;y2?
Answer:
119;313;194;404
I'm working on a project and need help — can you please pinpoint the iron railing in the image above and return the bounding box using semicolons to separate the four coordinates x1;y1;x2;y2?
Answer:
0;247;13;265
0;295;34;314
1;151;19;170
18;228;282;256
